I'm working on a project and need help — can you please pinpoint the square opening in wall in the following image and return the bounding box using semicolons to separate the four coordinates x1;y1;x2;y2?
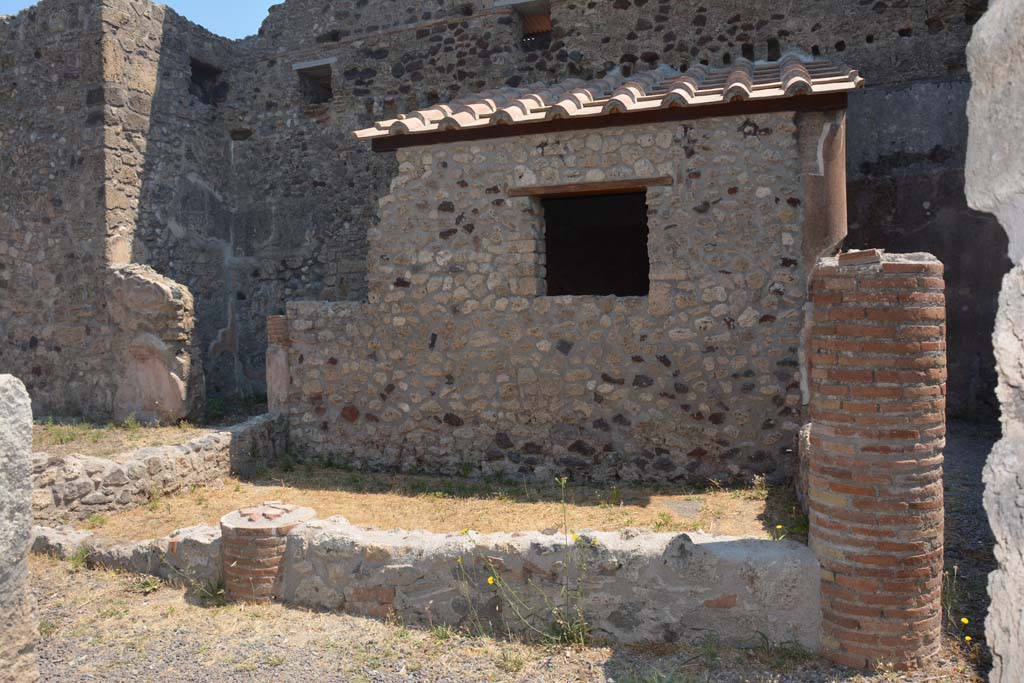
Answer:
298;64;334;104
542;192;650;297
521;12;552;51
189;58;228;106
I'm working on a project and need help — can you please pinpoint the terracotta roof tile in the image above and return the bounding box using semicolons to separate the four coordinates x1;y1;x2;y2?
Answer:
355;53;863;141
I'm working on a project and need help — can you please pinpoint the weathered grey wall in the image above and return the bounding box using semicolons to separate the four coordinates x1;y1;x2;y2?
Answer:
965;0;1024;679
0;1;112;416
0;375;40;683
282;114;824;484
0;0;205;422
211;0;999;419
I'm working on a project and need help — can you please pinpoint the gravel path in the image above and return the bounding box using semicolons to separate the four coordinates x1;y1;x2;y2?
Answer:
31;421;998;683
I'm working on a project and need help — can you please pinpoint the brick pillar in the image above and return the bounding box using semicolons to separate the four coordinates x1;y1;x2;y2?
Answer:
806;250;946;670
221;502;315;603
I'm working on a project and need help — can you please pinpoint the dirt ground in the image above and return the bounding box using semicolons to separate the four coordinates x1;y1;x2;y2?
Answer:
87;468;806;541
33;420;212;458
29;553;981;683
31;420;997;682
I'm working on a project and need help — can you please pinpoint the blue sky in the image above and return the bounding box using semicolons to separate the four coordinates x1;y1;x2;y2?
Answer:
0;0;279;39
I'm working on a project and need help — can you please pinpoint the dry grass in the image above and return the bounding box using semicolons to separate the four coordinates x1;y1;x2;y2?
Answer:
33;419;211;459
92;467;807;542
29;553;983;683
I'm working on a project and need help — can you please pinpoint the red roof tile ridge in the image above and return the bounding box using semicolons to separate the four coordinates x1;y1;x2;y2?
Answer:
354;56;863;140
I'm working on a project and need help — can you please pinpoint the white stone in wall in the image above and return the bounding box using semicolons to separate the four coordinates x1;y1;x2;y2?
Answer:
0;375;40;683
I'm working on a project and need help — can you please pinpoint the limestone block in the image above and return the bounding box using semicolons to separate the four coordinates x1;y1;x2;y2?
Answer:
966;0;1024;262
983;266;1024;683
967;2;1024;679
0;375;40;683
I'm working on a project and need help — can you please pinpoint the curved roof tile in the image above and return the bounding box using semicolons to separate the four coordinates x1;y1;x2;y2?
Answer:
355;53;863;141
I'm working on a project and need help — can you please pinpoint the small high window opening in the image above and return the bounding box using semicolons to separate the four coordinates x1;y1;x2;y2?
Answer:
189;58;228;106
298;64;334;104
542;192;650;297
521;12;552;51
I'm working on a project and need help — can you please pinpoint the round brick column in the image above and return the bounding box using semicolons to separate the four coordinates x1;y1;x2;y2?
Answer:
220;502;316;603
806;251;945;670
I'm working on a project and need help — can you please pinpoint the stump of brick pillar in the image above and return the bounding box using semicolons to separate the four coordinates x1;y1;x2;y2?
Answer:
807;252;946;671
220;502;316;603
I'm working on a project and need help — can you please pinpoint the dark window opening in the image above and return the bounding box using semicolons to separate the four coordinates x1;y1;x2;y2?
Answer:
766;37;781;61
542;192;650;297
316;29;341;43
741;43;755;60
189;58;228;106
521;12;552;51
298;64;333;104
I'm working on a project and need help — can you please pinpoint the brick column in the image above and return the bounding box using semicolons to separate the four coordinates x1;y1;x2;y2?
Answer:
221;502;315;603
806;250;946;670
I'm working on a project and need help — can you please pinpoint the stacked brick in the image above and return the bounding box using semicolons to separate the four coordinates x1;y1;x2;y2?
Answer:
220;502;315;603
806;250;946;670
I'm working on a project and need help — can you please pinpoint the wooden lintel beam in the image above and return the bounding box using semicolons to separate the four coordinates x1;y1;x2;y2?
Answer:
506;176;673;198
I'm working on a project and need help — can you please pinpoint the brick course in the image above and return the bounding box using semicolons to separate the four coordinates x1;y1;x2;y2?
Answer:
807;253;945;671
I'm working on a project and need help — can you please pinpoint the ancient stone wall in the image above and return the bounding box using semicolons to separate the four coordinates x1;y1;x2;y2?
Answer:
282;519;821;647
0;1;115;417
0;0;1004;420
281;114;824;484
0;375;40;683
30;516;822;649
965;1;1024;679
104;0;245;397
31;412;287;525
196;0;997;419
0;0;206;422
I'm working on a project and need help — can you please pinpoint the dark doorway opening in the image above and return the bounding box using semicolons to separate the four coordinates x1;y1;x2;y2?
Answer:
542;192;650;296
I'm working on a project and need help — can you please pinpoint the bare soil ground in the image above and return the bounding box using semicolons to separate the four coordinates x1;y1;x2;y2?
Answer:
89;469;807;541
30;553;981;683
31;420;997;682
33;420;212;459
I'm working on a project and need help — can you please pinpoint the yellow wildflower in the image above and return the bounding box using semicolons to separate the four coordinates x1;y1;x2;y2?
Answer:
965;636;972;642
487;576;495;585
776;525;784;530
461;528;469;535
961;617;969;625
572;533;579;542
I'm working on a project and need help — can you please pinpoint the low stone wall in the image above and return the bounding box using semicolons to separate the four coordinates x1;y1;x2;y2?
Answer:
31;413;287;524
31;517;822;649
32;524;222;587
283;518;821;648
